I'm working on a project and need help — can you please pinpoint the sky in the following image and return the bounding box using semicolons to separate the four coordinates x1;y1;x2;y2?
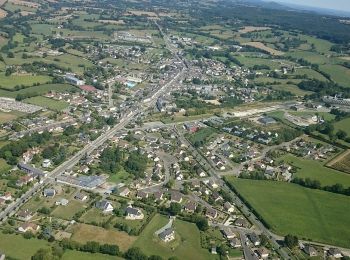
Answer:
271;0;350;12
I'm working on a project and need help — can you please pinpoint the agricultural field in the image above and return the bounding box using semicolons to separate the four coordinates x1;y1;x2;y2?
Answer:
320;64;350;88
269;84;311;97
133;214;217;260
226;178;350;247
327;149;350;174
242;42;284;56
24;96;69;111
334;117;350;136
286;51;330;64
279;154;350;186
0;74;52;90
187;127;217;146
70;223;137;251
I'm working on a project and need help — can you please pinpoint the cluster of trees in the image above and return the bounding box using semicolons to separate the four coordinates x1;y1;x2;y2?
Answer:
306;121;350;143
0;131;52;165
124;150;148;178
298;79;350;98
292;177;350;196
100;146;123;174
42;143;67;165
60;239;120;256
284;234;298;248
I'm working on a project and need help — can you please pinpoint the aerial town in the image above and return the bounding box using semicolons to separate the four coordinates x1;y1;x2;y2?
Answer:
0;0;350;259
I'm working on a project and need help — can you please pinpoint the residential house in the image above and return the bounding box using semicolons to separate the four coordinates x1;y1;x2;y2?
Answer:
303;245;317;257
234;218;249;228
328;248;342;258
221;228;235;239
95;200;114;213
230;238;242;248
205;207;218;219
159;228;175;242
0;192;12;201
153;191;164;201
17;209;33;221
18;223;40;233
170;192;182;203
224;202;235;213
16;175;34;187
184;201;197;213
43;188;56;198
119;187;130;197
256;248;269;259
125;207;144;220
74;192;88;201
137;190;148;200
248;233;261;246
0;251;5;260
56;198;69;206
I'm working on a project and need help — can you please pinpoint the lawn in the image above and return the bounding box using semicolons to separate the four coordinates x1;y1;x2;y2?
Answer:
24;96;69;111
226;178;350;247
0;73;51;89
133;214;217;260
0;158;11;172
320;64;350;88
62;250;124;260
79;208;112;225
51;200;86;220
0;233;50;259
334;117;350;136
71;223;137;252
279;154;350;187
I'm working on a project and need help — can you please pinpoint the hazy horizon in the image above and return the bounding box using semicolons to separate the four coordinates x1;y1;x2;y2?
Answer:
269;0;350;13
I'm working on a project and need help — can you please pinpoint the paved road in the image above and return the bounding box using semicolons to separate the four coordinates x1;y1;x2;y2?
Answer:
0;22;186;223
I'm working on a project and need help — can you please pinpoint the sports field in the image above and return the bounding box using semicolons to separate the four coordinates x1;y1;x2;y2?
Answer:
133;214;217;260
226;178;350;247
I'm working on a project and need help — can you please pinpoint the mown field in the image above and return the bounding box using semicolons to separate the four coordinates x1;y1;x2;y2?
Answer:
0;111;25;123
334;117;350;136
62;250;124;260
0;83;77;98
24;96;69;111
226;178;350;247
0;233;51;259
133;214;217;260
279;154;350;186
0;74;51;89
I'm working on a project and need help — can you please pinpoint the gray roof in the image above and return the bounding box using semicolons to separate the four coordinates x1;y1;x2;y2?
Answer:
126;207;141;216
159;228;174;240
18;162;44;177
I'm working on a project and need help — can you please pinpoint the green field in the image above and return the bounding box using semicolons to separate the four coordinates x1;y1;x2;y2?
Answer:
0;111;25;123
0;74;51;89
0;233;50;259
24;96;69;111
134;214;217;260
0;158;11;172
280;154;350;186
0;83;77;98
51;200;86;220
269;84;311;96
334;117;350;136
226;178;350;247
187;127;217;145
286;51;330;64
293;68;328;81
320;64;350;88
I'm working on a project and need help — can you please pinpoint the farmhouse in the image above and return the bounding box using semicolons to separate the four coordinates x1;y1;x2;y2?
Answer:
159;228;175;242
